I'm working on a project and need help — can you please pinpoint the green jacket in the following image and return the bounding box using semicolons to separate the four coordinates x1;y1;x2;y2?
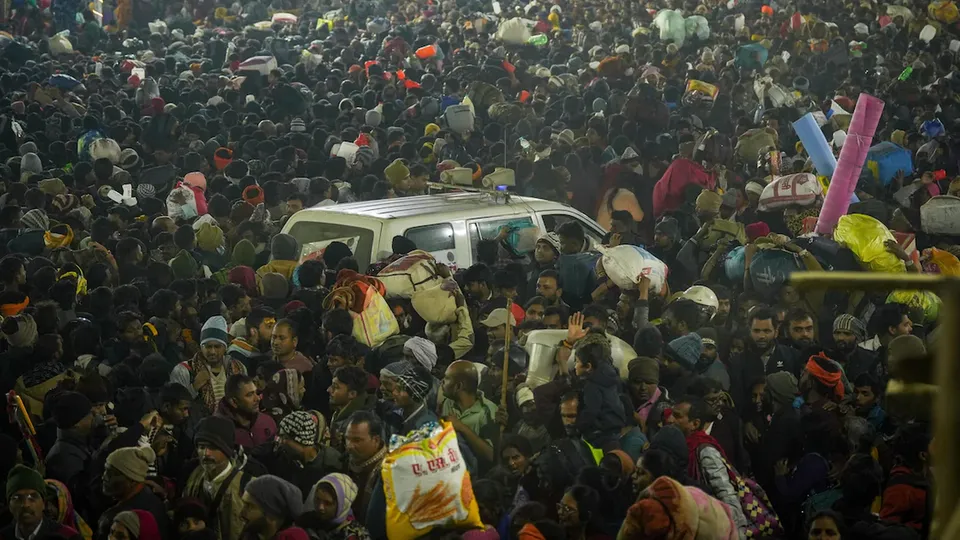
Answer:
183;464;251;540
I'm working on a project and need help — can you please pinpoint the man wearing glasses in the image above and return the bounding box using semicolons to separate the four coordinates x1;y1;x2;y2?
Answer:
3;465;81;540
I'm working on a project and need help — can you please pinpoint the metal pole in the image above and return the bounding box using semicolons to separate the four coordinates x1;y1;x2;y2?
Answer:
791;271;959;532
500;299;512;436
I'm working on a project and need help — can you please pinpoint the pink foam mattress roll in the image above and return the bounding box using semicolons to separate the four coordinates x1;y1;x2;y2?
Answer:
815;93;885;235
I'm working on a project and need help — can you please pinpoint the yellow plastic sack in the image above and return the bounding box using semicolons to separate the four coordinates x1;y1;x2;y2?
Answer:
832;214;906;273
685;79;719;99
887;290;941;323
929;0;959;23
351;285;399;347
922;248;960;276
382;421;482;539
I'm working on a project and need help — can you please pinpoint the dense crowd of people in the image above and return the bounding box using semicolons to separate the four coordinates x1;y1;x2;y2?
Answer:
0;0;950;537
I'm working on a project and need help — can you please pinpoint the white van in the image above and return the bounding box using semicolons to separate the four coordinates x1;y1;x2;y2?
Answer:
280;192;607;271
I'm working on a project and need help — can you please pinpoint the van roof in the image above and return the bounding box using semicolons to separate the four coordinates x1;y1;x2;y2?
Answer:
301;192;565;220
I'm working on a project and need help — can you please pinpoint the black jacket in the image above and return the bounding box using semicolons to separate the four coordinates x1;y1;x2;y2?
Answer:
45;430;93;492
756;407;803;503
729;344;802;415
97;486;169;540
834;347;883;384
0;518;82;540
576;362;626;447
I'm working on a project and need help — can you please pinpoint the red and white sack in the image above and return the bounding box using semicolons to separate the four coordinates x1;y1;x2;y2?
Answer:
378;250;446;298
597;245;668;295
758;173;822;211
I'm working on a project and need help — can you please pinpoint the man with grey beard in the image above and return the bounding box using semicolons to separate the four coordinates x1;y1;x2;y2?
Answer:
182;417;256;540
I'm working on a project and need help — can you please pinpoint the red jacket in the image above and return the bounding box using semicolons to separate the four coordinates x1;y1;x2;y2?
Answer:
215;399;278;449
880;466;929;531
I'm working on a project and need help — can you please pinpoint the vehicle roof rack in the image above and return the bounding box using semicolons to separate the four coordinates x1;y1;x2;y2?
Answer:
426;181;512;204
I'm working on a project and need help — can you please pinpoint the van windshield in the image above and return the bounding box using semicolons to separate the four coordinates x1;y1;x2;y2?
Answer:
287;221;376;271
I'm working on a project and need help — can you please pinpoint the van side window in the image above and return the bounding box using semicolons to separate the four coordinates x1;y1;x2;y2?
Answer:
541;213;604;246
404;224;455;252
467;217;537;263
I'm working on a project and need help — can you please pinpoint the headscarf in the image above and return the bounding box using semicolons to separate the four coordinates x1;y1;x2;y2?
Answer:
381;361;429;402
228;266;259;296
308;473;359;525
45;479;93;540
403;337;438;371
806;354;844;399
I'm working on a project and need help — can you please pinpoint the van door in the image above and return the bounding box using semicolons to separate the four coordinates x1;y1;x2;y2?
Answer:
403;222;463;270
466;215;539;266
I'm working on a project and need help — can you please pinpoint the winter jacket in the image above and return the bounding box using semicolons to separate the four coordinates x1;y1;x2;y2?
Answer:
695;444;750;535
839;508;920;540
183;462;254;540
880;467;929;533
639;386;672;440
556;250;600;311
215;399;277;449
424;305;475;359
729;345;803;416
256;259;297;281
775;453;831;505
576;362;626;447
46;429;94;491
97;486;169;540
0;519;81;540
330;393;376;452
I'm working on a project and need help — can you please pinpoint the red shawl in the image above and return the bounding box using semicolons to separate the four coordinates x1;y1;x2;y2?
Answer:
652;158;716;218
686;429;734;483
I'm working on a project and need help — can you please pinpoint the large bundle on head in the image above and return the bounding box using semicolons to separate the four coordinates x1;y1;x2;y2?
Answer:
378;250;449;298
323;270;398;347
757;173;823;212
833;214;906;273
653;10;686;47
382;421;483;539
596;245;668;295
495;17;532;45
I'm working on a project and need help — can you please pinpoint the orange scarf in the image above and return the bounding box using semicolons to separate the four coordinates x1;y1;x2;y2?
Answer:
807;354;844;399
517;524;546;540
0;296;29;316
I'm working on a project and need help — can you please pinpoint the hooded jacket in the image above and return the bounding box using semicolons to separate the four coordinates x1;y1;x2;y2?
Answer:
576;361;626;446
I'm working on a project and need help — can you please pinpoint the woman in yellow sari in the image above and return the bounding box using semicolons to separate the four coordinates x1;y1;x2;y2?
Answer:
44;479;93;540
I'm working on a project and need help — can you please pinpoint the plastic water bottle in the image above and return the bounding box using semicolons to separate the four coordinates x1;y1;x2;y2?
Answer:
528;34;548;46
898;66;913;81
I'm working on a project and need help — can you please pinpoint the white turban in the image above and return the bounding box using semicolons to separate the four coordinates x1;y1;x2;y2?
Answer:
404;337;438;371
